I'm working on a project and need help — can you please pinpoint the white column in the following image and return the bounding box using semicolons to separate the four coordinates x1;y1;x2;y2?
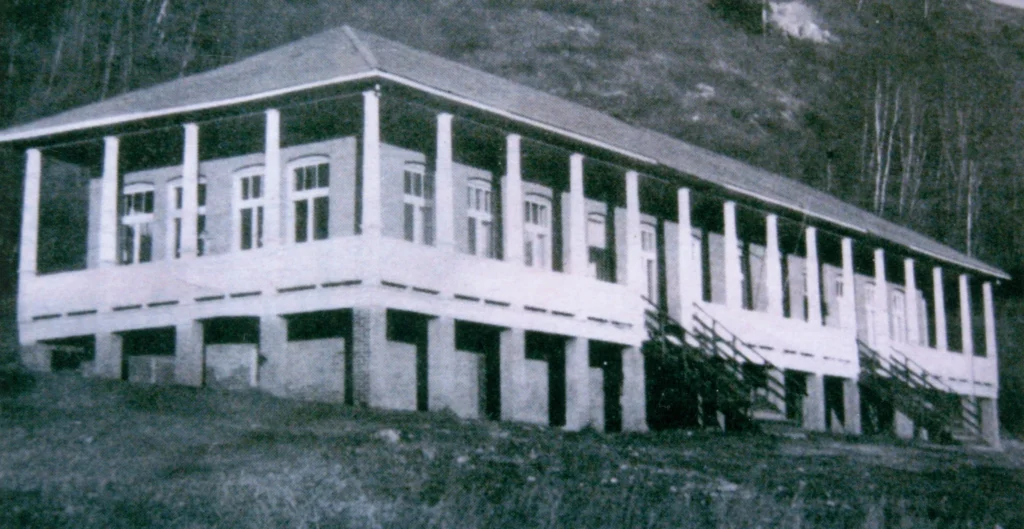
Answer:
983;281;997;359
563;337;591;431
435;113;455;250
174;320;204;387
873;248;889;347
499;327;526;421
502;134;524;264
723;201;742;310
263;109;282;247
959;274;974;356
841;238;856;330
676;188;695;327
361;88;382;238
802;373;826;432
99;136;120;267
179;123;200;259
626;170;643;295
765;214;783;318
621;346;648;432
933;267;948;350
19;149;42;276
568;153;587;275
904;259;920;346
427;316;456;413
805;227;822;326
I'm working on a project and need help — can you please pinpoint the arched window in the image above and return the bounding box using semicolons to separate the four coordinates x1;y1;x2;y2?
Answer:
403;161;435;245
467;177;494;257
167;176;208;258
288;156;330;243
641;222;658;301
523;193;551;270
119;182;155;264
233;165;264;251
587;212;612;281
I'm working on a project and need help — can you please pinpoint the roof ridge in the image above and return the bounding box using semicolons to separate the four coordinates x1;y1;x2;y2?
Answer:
343;25;379;70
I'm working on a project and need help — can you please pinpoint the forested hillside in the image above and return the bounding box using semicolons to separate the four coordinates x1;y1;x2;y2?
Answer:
2;0;1024;431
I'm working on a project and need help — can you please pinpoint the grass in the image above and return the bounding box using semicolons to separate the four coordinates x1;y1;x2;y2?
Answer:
1;372;1023;528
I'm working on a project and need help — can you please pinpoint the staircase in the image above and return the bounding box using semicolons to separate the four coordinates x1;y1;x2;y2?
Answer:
644;301;786;431
857;340;981;443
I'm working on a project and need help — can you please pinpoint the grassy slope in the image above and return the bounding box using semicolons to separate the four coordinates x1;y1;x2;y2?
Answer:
1;374;1023;529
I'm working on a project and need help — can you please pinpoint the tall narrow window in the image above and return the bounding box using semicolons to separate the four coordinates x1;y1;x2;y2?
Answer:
523;194;551;270
467;178;494;257
890;289;906;343
641;223;658;301
864;283;878;347
403;162;435;245
587;212;611;281
168;176;208;258
235;167;265;251
290;157;329;243
119;182;155;265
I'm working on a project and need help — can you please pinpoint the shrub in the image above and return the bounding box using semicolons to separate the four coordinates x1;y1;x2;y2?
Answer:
0;362;34;396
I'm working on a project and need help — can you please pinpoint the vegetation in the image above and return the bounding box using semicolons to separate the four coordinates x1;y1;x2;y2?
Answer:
1;373;1022;528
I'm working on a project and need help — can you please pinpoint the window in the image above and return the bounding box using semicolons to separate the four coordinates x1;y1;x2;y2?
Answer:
890;289;906;343
119;183;155;264
235;167;265;251
641;223;658;301
523;194;551;269
864;283;878;347
168;176;208;258
587;213;612;281
467;178;494;257
290;158;329;243
403;162;434;245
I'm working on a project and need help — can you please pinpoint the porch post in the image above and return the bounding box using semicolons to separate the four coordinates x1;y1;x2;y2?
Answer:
959;274;974;356
626;170;643;295
99;136;120;267
765;214;784;318
983;281;997;359
841;238;856;330
435;113;455;250
873;249;889;348
174;320;204;387
499;327;526;421
676;187;695;328
805;227;822;326
563;337;591;431
263;109;282;247
502;134;524;264
904;258;920;345
723;201;742;310
933;267;948;350
179;123;200;259
568;153;587;275
19;148;42;277
361;88;382;238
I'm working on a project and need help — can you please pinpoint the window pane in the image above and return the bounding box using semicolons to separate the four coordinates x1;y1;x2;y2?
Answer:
403;204;415;242
140;226;153;263
253;176;262;198
256;206;264;248
414;172;422;197
198;184;207;207
120;225;135;264
144;191;154;213
242;178;250;200
241;208;253;250
524;237;533;267
405;171;412;195
313;196;329;240
482;221;493;258
468;218;477;255
305;167;315;191
197;215;206;256
294;169;303;191
175;188;183;209
295;200;308;243
173;218;181;258
423;206;434;245
317;163;329;188
424;173;434;200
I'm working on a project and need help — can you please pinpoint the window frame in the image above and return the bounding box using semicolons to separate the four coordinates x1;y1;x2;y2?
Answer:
402;161;435;245
119;182;156;265
287;156;330;244
640;221;658;302
167;175;209;258
523;193;552;270
233;165;266;251
466;177;494;258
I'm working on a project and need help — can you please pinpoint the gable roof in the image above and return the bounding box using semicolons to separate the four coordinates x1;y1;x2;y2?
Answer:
0;26;1007;279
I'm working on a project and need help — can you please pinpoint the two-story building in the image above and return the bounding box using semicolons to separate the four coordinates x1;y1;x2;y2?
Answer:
1;26;1006;445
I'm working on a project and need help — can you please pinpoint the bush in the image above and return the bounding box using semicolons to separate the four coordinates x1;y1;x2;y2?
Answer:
0;362;34;396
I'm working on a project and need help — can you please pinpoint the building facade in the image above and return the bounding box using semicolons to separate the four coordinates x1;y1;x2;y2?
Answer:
2;27;1005;444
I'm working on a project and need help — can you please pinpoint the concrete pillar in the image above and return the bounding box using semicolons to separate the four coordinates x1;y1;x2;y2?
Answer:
983;282;997;359
841;238;857;330
894;410;915;439
980;397;1001;449
873;249;889;348
723;201;742;310
959;274;974;356
805;227;822;326
502;135;524;264
568;153;587;275
427;316;456;412
765;214;784;318
361;89;382;238
499;327;526;421
94;332;123;379
933;267;948;350
563;337;591;431
174;320;204;387
434;113;455;250
904;259;920;345
625;170;644;298
802;373;826;432
351;306;388;407
179;123;199;259
621;346;648;432
19;148;41;276
676;188;696;328
263;109;282;247
842;378;862;435
258;314;287;394
99;136;120;267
